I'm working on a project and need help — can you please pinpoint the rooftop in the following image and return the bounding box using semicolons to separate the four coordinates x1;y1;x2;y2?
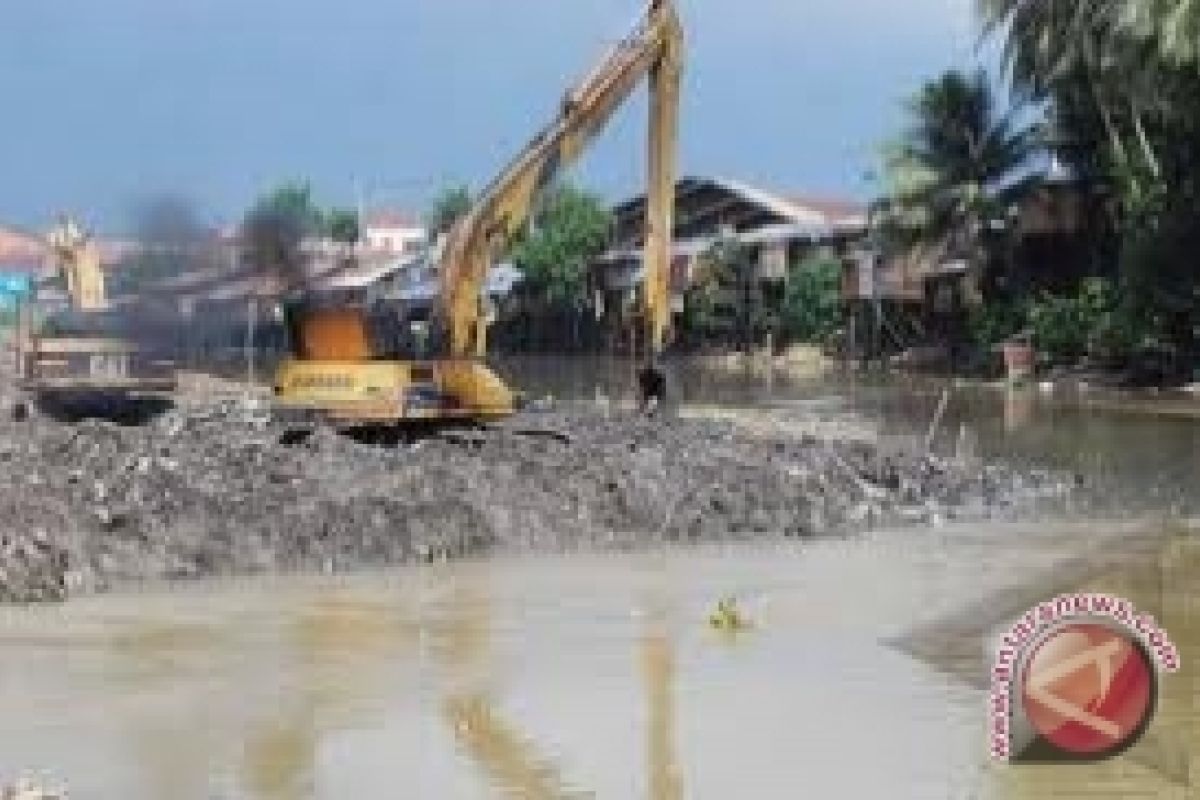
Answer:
0;225;48;269
363;209;424;230
612;176;868;246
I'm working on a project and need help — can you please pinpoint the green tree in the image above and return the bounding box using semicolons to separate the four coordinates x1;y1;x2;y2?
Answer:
508;184;613;305
1027;277;1119;362
428;184;472;236
877;69;1039;304
979;0;1200;363
1123;0;1200;66
781;254;844;344
326;207;360;245
978;0;1165;202
251;181;325;235
686;234;756;348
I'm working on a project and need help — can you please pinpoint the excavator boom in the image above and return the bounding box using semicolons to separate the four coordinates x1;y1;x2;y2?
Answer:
439;0;682;359
45;217;107;311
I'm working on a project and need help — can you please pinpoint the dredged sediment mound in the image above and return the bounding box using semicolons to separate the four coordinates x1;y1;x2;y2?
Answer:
0;402;1072;603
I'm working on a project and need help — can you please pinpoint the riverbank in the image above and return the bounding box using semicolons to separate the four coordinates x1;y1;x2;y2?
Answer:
888;366;1200;422
0;393;1072;603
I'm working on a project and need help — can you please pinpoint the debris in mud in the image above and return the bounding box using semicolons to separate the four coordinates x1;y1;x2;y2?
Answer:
1;778;66;800
709;597;751;631
0;398;1074;603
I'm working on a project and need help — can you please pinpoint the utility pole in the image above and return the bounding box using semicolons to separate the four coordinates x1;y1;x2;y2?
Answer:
353;176;365;248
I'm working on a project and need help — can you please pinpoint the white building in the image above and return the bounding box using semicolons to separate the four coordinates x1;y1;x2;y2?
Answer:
361;210;427;256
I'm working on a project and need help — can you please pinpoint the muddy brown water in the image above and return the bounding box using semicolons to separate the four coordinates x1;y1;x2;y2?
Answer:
2;357;1199;798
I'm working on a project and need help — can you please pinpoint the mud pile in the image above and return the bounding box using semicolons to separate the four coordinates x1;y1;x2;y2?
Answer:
0;402;1072;603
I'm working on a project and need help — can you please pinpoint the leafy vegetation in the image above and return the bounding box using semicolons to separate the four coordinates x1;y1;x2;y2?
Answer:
972;0;1200;373
682;240;842;348
326;207;360;245
876;69;1038;304
866;2;1200;379
427;184;472;236
682;234;754;346
966;278;1143;365
508;184;613;305
1026;278;1117;363
780;254;843;344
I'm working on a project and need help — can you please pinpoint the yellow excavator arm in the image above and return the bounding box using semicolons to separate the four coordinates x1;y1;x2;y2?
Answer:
45;216;107;311
438;0;683;360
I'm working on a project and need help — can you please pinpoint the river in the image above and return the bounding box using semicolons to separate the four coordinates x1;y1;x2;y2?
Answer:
1;359;1196;798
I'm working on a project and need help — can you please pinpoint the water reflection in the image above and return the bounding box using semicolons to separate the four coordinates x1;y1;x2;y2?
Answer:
240;593;418;800
427;575;582;799
641;629;682;800
1003;386;1035;433
443;695;584;800
242;714;316;800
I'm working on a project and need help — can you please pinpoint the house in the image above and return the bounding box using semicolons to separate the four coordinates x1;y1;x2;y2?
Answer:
361;210;427;256
588;176;869;349
596;176;866;290
841;158;1110;361
0;225;47;272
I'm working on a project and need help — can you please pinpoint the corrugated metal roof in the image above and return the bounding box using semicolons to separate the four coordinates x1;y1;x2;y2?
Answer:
709;177;831;227
615;176;869;234
201;274;284;301
314;254;419;291
390;263;523;302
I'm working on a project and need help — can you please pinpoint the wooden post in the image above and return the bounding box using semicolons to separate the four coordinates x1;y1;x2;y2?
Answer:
13;295;27;378
246;297;258;387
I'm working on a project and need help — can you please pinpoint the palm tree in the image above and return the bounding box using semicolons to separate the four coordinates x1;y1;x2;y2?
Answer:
977;0;1169;192
879;69;1039;304
1122;0;1200;66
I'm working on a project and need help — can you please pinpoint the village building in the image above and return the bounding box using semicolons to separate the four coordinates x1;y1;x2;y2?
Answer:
360;209;427;256
587;176;869;351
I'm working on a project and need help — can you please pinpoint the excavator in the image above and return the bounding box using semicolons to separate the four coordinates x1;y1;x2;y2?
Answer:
14;216;177;417
272;0;683;425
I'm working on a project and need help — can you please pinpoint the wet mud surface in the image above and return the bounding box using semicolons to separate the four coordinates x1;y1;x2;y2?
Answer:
0;399;1073;604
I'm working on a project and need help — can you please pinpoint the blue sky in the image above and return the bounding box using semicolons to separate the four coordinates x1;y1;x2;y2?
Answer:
0;0;981;232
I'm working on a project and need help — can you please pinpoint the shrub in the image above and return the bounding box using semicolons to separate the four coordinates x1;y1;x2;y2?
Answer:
1027;278;1116;364
780;255;843;344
